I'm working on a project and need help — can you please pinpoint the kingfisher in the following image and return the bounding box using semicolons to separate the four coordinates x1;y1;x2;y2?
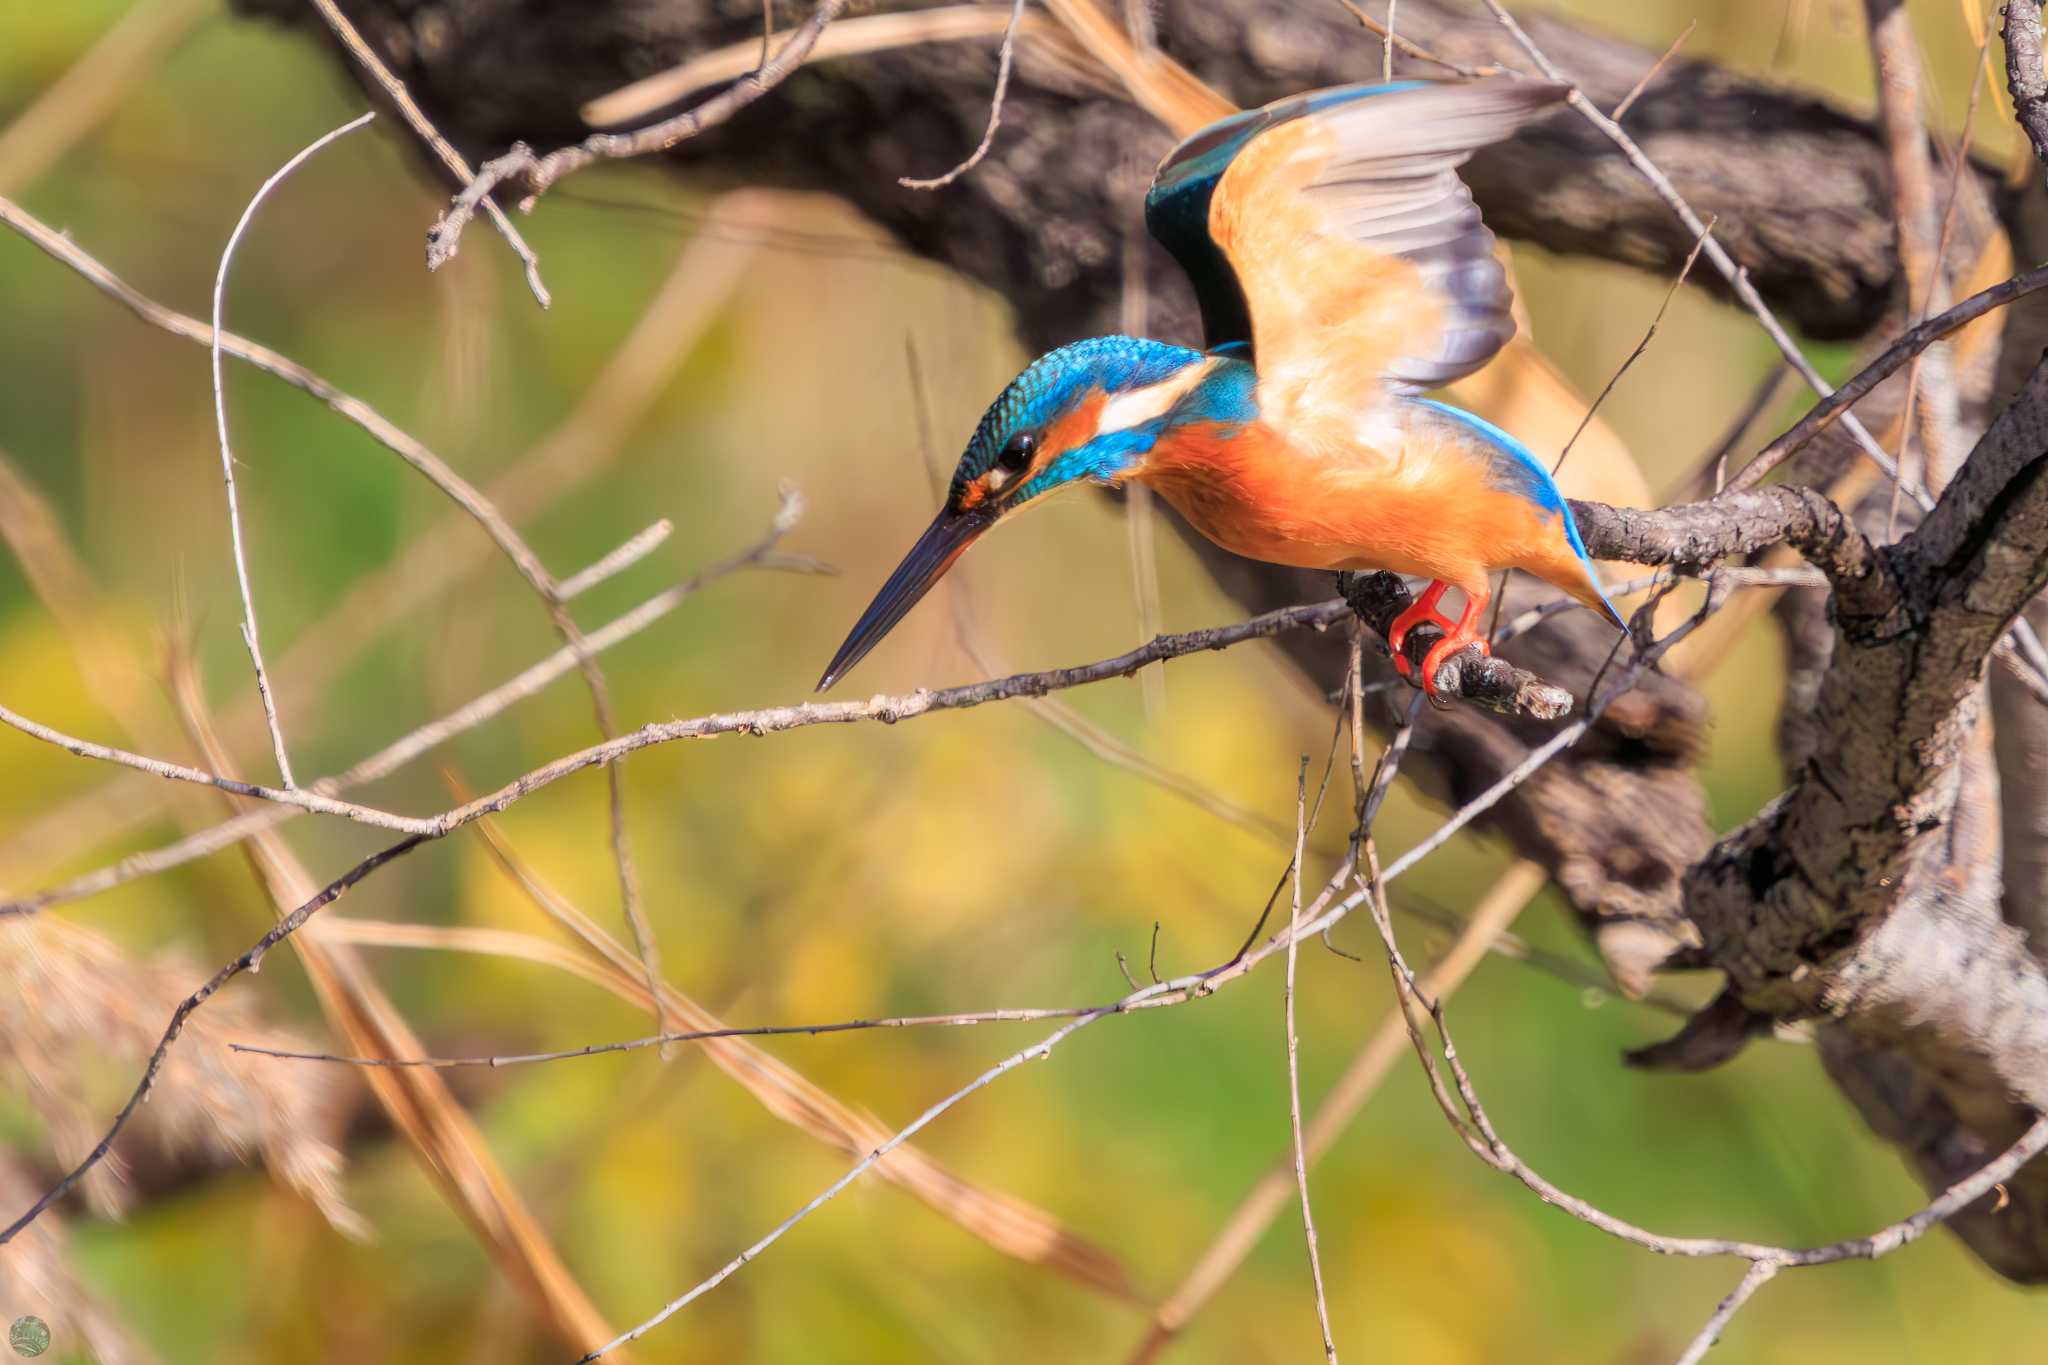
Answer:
817;77;1625;702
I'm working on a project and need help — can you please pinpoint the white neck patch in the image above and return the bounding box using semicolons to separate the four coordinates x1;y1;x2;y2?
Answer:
1094;358;1215;440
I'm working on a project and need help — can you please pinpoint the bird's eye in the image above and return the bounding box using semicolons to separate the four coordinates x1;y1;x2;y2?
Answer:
996;433;1035;475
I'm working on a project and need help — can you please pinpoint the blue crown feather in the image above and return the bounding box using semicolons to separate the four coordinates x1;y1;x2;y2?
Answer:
952;337;1203;501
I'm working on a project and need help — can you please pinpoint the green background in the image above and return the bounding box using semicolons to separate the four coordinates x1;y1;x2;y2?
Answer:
0;2;2038;1361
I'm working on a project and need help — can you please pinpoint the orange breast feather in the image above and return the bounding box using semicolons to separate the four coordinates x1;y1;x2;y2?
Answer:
1141;417;1592;606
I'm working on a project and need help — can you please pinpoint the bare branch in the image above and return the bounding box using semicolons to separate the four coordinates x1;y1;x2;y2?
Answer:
1609;18;1693;122
0;702;434;834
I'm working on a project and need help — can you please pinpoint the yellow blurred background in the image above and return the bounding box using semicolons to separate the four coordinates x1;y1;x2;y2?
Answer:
2;1;2043;1361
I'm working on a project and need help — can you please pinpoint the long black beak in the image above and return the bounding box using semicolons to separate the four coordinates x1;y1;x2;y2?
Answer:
816;506;994;691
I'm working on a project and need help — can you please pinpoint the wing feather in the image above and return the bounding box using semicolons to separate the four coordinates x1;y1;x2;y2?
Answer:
1149;79;1566;416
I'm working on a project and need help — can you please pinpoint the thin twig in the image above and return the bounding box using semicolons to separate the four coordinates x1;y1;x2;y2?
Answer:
1673;1261;1779;1365
1284;759;1340;1363
210;112;375;790
306;0;550;306
901;0;1029;188
555;519;674;601
1552;216;1715;478
0;703;433;834
232;1004;1109;1067
1336;0;1495;78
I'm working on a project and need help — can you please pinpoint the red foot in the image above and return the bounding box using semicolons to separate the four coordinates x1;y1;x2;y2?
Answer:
1386;582;1454;667
1387;581;1491;703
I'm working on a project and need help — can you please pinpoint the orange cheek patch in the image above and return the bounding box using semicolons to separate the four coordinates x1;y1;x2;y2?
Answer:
1037;394;1108;475
957;483;987;511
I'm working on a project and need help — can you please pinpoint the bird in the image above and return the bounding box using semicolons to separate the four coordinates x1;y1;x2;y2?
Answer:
817;77;1626;702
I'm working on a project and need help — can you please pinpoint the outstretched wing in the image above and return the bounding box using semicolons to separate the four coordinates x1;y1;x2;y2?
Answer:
1147;79;1566;412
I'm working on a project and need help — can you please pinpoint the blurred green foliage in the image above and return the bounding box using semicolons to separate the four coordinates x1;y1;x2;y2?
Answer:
2;2;2043;1361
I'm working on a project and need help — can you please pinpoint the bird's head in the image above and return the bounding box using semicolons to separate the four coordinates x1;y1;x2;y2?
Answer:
817;336;1219;690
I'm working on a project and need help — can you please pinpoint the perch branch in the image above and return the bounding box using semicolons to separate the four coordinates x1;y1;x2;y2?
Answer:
1337;572;1577;719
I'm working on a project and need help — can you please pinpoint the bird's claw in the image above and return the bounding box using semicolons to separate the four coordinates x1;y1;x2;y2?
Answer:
1388;625;1489;704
